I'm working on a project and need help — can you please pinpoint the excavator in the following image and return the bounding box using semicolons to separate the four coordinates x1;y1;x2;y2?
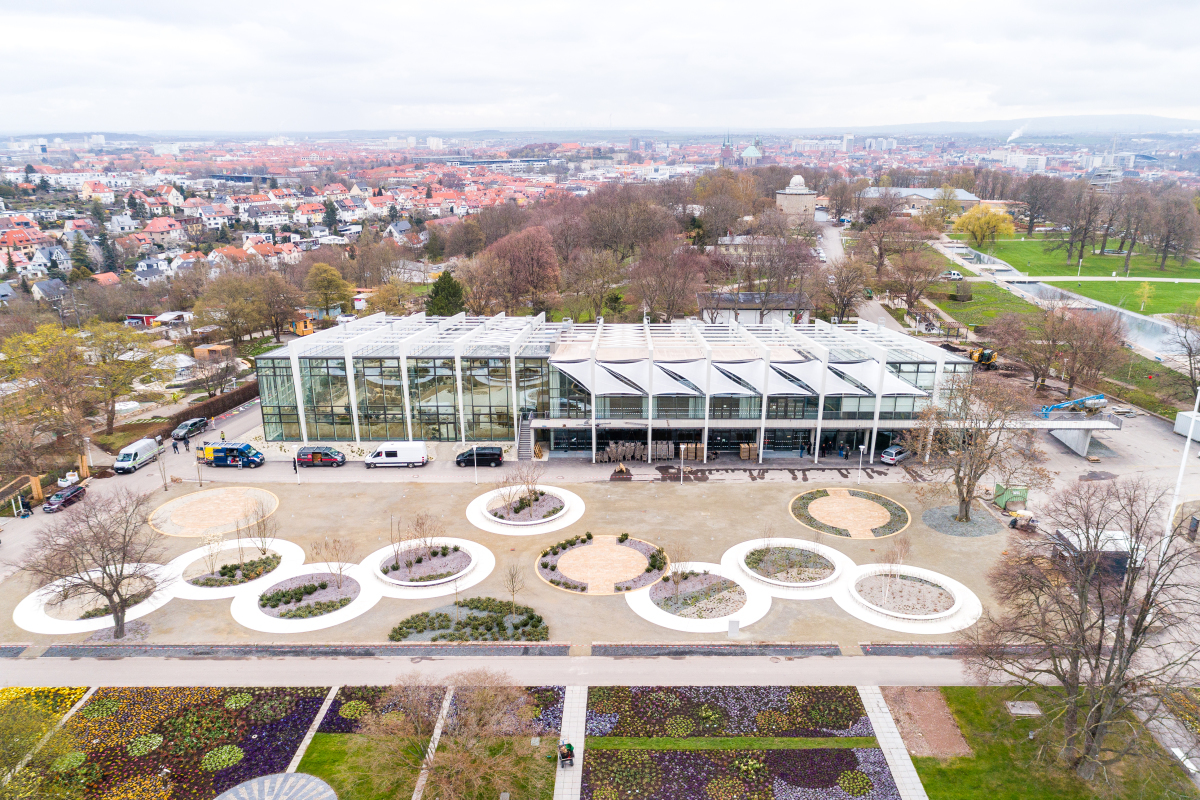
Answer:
940;343;999;370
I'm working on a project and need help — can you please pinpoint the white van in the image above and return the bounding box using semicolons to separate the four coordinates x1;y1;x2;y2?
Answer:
941;270;964;281
114;438;165;474
365;441;428;468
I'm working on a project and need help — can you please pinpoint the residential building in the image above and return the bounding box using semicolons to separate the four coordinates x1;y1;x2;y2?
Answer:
31;278;68;302
142;216;186;245
107;214;140;234
861;187;981;212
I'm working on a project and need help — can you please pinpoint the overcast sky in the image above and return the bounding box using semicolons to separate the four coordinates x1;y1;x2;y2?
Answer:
4;0;1199;134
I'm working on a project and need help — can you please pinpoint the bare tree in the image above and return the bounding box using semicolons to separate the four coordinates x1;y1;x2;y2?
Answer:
192;349;241;398
879;533;911;606
1046;180;1104;264
247;496;277;556
990;309;1071;392
627;238;707;322
903;373;1051;522
962;478;1200;782
1151;188;1200;269
309;538;358;590
407;512;446;561
1059;310;1127;398
887;249;945;313
201;531;224;577
511;461;545;505
18;488;169;639
561;248;625;321
1018;174;1064;235
822;258;869;323
666;542;693;598
1167;304;1200;395
502;563;526;618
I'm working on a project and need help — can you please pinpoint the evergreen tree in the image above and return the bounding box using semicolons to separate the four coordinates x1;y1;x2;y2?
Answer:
322;200;339;229
69;235;91;271
218;224;230;243
425;228;444;262
425;185;433;199
5;250;15;275
425;271;465;316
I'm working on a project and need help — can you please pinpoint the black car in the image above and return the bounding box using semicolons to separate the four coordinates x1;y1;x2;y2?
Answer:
456;446;503;468
172;417;209;440
296;446;346;467
43;484;86;513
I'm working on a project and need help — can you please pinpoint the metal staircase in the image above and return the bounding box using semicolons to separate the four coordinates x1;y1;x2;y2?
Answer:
517;414;533;460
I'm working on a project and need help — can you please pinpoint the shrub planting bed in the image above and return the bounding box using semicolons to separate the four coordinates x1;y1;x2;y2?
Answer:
650;573;746;619
615;536;668;592
77;587;155;620
379;544;470;582
34;686;326;799
789;489;846;536
855;574;954;616
582;747;899;800
745;546;835;584
189;553;281;587
258;574;359;619
537;533;593;591
791;489;910;538
586;686;872;738
388;597;550;642
489;490;564;521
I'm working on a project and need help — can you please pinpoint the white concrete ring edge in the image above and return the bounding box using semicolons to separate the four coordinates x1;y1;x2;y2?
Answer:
228;562;383;634
363;537;495;599
830;563;983;635
624;560;772;633
464;485;585;536
719;538;857;600
166;539;307;600
12;564;176;635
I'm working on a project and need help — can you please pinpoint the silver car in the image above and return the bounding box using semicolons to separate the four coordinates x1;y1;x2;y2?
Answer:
880;446;912;465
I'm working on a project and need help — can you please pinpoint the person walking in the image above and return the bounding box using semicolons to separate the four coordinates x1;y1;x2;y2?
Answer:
183;438;190;452
220;430;225;442
171;439;179;454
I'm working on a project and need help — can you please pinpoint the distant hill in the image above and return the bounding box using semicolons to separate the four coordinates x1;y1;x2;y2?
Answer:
789;115;1200;137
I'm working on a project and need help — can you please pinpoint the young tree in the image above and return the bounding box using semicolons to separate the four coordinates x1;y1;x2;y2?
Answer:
247;496;278;556
930;185;963;226
20;488;168;640
255;273;304;342
952;205;1015;249
304;262;353;318
1167;303;1200;394
502;563;525;618
821;258;869;323
903;373;1050;522
561;248;625;321
425;270;466;316
366;278;416;315
86;321;163;434
963;478;1200;782
309;538;358;590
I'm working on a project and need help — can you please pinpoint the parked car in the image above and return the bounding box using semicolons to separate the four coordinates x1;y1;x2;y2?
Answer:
365;441;428;468
879;446;912;465
296;446;346;467
172;417;209;440
43;484;86;513
335;314;357;324
456;446;503;468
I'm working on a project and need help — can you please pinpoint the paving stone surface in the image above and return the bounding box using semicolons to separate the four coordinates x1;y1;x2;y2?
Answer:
553;685;587;800
810;488;891;538
591;643;842;656
859;685;930;800
149;486;278;538
555;536;646;595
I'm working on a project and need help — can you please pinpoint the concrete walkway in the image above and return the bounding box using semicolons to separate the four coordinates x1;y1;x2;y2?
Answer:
553;686;588;800
860;685;929;800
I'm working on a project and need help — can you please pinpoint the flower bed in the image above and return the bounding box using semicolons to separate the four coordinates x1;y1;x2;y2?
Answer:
489;490;565;522
848;490;909;537
258;573;359;619
537;533;593;592
582;748;899;800
317;685;565;736
615;536;668;592
790;489;845;535
745;546;835;584
854;574;954;616
37;686;326;799
650;574;746;619
585;686;872;738
379;545;471;582
188;553;281;587
1163;689;1200;735
388;596;550;642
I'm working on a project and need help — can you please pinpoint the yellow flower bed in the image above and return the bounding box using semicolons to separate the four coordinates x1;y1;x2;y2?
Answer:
68;687;223;752
1164;689;1200;734
0;686;88;714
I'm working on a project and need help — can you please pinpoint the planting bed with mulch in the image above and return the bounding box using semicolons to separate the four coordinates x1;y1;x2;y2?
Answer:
188;553;282;587
316;684;565;735
880;686;972;759
745;546;835;583
258;573;359;619
388;596;550;642
379;544;471;582
921;504;1004;538
791;489;909;538
537;533;594;591
586;686;872;738
489;489;564;521
32;686;326;799
650;573;746;619
582;747;899;800
614;536;668;592
854;574;954;615
848;490;909;536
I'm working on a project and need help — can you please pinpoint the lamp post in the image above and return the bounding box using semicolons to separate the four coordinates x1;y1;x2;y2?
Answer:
857;444;866;484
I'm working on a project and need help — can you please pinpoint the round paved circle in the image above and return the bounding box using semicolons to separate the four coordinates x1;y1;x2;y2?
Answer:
790;488;910;539
554;536;648;595
149;487;279;538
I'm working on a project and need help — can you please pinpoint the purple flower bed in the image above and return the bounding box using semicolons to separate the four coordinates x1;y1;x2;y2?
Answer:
615;538;667;592
586;686;872;738
582;748;899;800
317;685;564;736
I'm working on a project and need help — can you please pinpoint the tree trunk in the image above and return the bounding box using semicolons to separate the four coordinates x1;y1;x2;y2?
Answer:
1098;224;1110;255
110;599;126;640
106;399;117;435
1123;225;1138;275
1160;237;1171;268
1026;216;1036;235
956;496;972;522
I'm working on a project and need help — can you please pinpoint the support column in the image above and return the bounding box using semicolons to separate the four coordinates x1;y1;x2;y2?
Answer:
401;354;413;441
510;354;519;450
813;357;829;465
455;355;466;444
288;344;308;444
343;349;361;443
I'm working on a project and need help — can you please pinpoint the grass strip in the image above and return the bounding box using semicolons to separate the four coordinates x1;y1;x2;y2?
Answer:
586;736;877;750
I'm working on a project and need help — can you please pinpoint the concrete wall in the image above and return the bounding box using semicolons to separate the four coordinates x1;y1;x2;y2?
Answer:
1051;427;1093;457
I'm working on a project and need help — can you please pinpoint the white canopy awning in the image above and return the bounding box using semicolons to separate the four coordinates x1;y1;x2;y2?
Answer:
600;360;698;396
716;360;813;396
659;360;756;396
832;361;928;397
773;360;867;396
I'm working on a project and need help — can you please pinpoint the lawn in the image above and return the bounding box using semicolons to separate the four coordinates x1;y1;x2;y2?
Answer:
297;733;419;800
1040;280;1200;316
947;235;1200;280
928;282;1042;328
914;687;1197;800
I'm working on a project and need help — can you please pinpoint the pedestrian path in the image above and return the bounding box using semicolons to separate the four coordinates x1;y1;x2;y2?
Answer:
859;685;929;800
553;685;588;800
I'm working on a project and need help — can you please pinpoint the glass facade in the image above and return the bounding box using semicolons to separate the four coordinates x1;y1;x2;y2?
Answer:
548;366;590;419
653;396;704;419
596;396;647;419
299;358;353;440
767;396;819;419
823;395;876;420
408;358;458;441
258;358;300;442
516;358;550;414
709;396;761;419
354;358;409;441
462;358;514;441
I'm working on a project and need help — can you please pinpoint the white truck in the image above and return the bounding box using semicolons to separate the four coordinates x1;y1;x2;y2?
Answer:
114;438;165;474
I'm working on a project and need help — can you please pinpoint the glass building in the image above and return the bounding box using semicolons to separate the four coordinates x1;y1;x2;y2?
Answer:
253;312;978;464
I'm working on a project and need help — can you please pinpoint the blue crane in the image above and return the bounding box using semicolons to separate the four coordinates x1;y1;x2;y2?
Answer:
1037;394;1107;419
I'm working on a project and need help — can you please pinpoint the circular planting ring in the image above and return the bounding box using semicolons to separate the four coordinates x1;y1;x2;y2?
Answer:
465;484;585;536
366;537;494;598
831;563;982;635
229;562;382;634
721;538;855;599
165;538;306;600
789;488;910;539
149;487;279;538
11;564;175;635
537;535;665;595
624;561;772;633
